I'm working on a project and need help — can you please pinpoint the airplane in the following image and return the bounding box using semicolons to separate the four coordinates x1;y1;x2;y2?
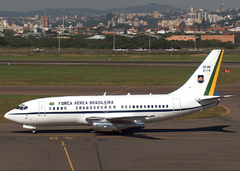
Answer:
165;48;179;52
112;49;128;52
134;48;148;52
189;48;203;52
4;49;231;134
189;37;203;52
32;48;45;52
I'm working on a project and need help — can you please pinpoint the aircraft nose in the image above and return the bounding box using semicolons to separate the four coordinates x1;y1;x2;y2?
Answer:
4;110;15;121
4;110;27;124
4;112;11;120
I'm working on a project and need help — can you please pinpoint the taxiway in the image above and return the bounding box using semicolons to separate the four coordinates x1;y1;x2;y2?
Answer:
0;80;240;170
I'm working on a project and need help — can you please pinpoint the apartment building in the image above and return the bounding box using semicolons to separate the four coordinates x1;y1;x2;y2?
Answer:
41;16;49;28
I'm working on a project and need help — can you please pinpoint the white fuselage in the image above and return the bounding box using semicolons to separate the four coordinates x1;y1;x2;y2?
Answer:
5;94;219;127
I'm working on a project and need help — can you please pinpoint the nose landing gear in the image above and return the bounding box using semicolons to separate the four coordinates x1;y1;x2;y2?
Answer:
23;125;37;134
32;129;37;134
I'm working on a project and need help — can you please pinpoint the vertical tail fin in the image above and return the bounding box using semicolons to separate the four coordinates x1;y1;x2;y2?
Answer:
170;49;224;97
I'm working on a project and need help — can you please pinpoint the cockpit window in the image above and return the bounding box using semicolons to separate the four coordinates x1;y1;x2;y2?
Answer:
16;104;28;110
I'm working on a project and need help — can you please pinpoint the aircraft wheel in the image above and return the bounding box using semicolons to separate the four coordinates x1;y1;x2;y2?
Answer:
118;130;123;134
32;129;37;134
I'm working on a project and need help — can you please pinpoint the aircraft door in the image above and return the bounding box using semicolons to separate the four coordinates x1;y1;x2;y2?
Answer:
173;98;181;112
38;101;46;116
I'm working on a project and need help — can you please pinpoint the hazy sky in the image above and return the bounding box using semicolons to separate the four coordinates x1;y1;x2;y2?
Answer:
0;0;239;12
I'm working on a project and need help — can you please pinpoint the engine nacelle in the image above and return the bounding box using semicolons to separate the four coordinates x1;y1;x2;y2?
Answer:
23;125;36;130
92;120;145;132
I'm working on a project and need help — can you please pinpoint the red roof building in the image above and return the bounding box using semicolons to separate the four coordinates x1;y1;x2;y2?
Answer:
201;35;235;44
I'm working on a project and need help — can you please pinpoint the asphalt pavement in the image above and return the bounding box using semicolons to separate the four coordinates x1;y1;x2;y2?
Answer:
0;80;240;170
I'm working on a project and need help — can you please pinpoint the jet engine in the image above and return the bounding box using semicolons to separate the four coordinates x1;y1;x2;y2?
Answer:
92;120;145;132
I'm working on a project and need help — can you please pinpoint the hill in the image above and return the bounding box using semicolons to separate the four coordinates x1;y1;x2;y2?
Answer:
0;3;186;18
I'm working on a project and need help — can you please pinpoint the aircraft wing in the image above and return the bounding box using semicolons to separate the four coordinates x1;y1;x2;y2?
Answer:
86;115;148;124
85;115;162;132
189;49;203;52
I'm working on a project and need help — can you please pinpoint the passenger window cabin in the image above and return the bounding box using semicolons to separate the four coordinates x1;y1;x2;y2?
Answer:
55;103;169;112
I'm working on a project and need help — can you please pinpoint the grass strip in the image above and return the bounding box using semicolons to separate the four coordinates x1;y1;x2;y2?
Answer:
0;65;240;86
0;52;239;62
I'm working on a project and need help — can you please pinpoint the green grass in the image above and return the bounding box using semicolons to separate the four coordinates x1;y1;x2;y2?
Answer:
0;95;227;123
0;65;239;86
0;52;239;62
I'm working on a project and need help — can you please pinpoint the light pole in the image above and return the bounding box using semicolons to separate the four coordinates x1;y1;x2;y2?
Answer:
59;9;65;53
113;34;115;50
58;32;61;53
149;34;151;53
62;9;65;30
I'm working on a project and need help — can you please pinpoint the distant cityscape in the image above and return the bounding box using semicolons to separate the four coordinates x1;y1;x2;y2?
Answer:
0;3;240;44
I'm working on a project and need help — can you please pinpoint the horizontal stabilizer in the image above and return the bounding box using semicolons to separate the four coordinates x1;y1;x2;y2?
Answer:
196;95;235;102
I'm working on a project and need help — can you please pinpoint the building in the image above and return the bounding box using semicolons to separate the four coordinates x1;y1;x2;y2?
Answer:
118;17;125;24
3;20;8;27
201;35;235;44
220;3;227;12
41;16;49;28
197;9;206;21
153;11;160;19
165;35;197;41
190;6;194;12
228;27;240;32
0;24;4;32
206;26;228;33
207;14;224;23
187;11;196;19
108;19;116;27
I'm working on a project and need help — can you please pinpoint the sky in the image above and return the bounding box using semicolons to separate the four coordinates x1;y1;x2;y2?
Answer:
0;0;239;12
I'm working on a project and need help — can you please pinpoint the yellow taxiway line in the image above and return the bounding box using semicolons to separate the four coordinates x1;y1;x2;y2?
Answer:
62;141;75;171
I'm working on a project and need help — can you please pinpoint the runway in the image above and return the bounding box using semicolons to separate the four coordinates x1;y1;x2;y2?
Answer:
0;60;240;68
2;48;240;54
0;80;240;170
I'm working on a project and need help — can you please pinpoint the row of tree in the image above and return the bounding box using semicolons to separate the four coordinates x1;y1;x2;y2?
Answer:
0;34;238;49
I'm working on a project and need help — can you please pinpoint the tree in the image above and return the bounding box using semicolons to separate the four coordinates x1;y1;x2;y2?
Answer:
179;21;186;29
4;29;15;37
106;12;114;20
